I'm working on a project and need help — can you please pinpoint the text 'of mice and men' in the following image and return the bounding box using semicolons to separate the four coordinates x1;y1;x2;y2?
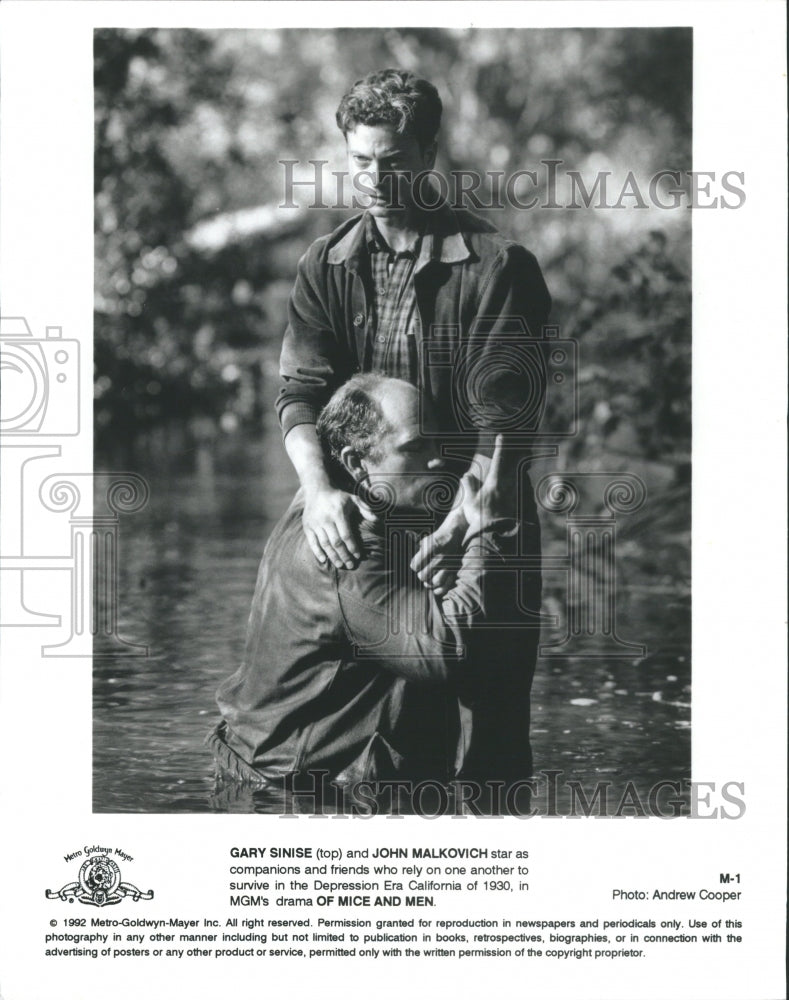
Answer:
228;846;531;908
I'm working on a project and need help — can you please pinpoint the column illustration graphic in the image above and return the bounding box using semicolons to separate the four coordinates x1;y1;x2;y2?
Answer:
537;472;647;658
39;473;149;657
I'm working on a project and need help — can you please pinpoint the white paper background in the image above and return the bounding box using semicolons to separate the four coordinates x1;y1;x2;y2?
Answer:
0;3;786;999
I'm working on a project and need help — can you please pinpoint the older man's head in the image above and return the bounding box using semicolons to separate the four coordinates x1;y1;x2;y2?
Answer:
315;374;448;513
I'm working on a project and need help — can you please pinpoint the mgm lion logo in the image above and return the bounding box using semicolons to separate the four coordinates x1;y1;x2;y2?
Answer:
46;854;154;907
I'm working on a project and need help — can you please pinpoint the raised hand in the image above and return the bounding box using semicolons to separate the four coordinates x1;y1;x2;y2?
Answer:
461;434;511;534
409;506;467;596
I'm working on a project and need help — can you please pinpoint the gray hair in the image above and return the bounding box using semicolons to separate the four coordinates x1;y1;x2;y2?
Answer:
315;372;396;487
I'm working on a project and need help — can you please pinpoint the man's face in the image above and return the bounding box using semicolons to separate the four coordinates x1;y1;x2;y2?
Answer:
360;383;448;514
345;123;436;218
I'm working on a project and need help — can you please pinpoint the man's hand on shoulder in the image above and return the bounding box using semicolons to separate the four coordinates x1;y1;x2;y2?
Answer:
302;484;375;571
282;422;375;571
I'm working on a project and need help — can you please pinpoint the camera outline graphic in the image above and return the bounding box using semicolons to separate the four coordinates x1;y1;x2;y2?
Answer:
420;320;577;441
0;316;80;436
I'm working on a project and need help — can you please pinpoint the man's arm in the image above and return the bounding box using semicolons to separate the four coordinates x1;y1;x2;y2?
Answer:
276;243;342;430
277;243;368;568
336;525;515;686
337;436;516;684
411;243;550;590
283;423;370;570
409;450;491;595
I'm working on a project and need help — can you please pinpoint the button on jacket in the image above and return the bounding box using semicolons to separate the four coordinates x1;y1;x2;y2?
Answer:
276;204;552;441
214;492;521;787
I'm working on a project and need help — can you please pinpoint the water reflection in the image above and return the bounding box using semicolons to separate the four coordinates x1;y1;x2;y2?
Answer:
93;420;690;814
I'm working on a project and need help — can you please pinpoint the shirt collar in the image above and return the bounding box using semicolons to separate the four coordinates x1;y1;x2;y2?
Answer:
327;203;472;273
364;214;420;256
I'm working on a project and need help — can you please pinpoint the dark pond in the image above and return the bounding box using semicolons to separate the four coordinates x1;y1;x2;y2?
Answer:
94;415;690;815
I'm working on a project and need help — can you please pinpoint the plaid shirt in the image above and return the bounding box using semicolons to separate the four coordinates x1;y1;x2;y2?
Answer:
277;203;553;440
365;216;421;384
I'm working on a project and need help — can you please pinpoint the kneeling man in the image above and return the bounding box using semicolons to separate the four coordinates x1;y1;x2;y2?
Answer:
211;374;530;802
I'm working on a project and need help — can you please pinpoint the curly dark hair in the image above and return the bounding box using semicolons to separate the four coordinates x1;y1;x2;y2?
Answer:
335;69;442;149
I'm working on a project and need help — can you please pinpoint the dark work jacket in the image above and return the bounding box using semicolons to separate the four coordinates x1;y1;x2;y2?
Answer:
276;204;552;447
215;492;524;787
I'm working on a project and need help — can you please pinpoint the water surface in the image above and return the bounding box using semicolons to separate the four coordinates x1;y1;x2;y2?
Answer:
93;419;690;814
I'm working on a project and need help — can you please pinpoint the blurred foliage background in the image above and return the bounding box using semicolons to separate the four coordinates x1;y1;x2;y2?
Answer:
93;29;693;808
94;26;691;475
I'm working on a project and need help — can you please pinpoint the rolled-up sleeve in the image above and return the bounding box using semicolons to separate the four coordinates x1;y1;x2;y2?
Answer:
276;245;339;436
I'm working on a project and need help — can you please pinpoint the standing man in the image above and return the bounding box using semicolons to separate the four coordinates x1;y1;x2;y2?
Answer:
276;68;551;785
